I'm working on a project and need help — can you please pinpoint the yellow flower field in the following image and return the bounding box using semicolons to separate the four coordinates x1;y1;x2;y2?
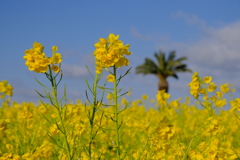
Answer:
0;34;239;160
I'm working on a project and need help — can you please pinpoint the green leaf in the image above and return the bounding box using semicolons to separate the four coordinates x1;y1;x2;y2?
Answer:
35;89;46;98
35;78;51;91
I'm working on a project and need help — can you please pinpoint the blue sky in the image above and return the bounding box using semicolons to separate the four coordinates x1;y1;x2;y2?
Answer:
1;1;240;104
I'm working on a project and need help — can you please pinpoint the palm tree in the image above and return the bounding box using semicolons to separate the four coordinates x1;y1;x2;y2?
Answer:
136;50;191;93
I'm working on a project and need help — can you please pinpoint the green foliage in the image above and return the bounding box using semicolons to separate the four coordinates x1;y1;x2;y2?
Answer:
136;50;192;79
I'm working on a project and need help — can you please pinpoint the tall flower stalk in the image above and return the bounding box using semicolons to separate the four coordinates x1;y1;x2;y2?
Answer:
113;65;121;159
47;67;71;160
84;68;105;160
93;33;132;160
23;42;72;160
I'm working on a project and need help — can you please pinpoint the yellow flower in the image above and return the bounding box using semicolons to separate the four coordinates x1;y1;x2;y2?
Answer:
203;95;208;100
0;81;6;93
189;150;203;160
121;97;128;105
99;38;107;44
22;153;32;159
208;82;217;92
191;72;199;78
38;65;48;73
155;117;175;140
95;64;102;74
5;84;13;96
107;74;115;83
6;144;13;150
209;95;217;102
214;99;227;107
203;76;212;84
24;49;34;55
107;33;120;43
169;99;180;108
51;53;62;64
51;65;60;73
52;46;58;52
198;88;206;95
74;123;86;135
190;80;200;90
230;98;240;111
106;93;113;100
216;91;223;98
0;120;7;132
150;99;155;103
220;83;230;93
17;110;33;121
188;74;201;99
93;33;132;73
41;58;51;66
156;90;170;106
50;124;60;136
142;94;149;100
0;80;13;97
13;154;21;160
203;117;220;136
33;42;44;52
23;42;62;73
115;57;129;68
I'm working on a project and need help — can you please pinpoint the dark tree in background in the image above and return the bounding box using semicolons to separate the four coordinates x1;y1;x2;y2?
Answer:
136;50;192;93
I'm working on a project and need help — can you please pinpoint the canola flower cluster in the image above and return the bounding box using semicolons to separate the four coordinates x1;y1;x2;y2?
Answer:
23;42;62;73
156;90;171;107
0;77;239;159
188;72;236;113
0;80;13;99
93;33;132;74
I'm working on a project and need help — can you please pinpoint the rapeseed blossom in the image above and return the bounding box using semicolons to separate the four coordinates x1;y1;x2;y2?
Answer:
23;42;62;73
142;94;149;100
203;76;212;84
107;74;115;83
156;90;170;106
0;80;13;98
93;33;132;73
220;83;231;93
155;117;175;140
208;82;217;92
230;98;240;111
188;72;201;98
0;120;7;132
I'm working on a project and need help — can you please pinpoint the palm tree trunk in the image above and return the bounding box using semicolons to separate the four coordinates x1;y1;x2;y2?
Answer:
157;74;168;92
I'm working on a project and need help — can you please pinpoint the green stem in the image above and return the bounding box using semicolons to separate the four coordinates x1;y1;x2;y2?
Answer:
183;124;204;160
49;68;72;160
88;73;99;160
113;66;121;160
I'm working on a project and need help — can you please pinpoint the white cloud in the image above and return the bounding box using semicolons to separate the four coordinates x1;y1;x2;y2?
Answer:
130;27;151;40
172;11;206;28
184;21;240;70
61;63;88;79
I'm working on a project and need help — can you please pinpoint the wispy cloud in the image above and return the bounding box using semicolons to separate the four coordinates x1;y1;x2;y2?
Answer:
184;21;240;69
61;63;88;79
130;27;152;40
172;11;206;28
